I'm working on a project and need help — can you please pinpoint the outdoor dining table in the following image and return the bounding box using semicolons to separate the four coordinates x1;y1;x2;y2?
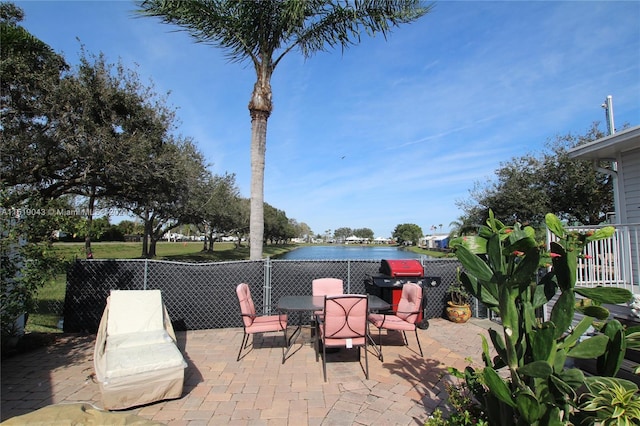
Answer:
277;294;391;361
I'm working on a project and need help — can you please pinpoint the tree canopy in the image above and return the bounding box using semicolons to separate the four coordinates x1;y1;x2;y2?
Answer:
392;223;423;245
457;124;614;228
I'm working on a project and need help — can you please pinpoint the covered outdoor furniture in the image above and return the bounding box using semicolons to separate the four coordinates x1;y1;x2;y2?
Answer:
236;283;288;362
315;295;369;381
94;289;187;410
368;282;423;361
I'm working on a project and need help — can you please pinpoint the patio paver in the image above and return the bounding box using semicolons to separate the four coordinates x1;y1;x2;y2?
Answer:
1;318;496;425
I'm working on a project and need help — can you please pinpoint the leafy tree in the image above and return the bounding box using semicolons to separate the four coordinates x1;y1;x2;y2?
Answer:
289;219;312;242
116;220;144;237
115;137;209;257
448;215;478;238
541;124;613;225
137;0;431;260
264;203;294;244
392;223;423;245
457;124;614;227
1;2;68;205
0;3;70;343
334;227;353;241
188;173;243;251
354;228;374;240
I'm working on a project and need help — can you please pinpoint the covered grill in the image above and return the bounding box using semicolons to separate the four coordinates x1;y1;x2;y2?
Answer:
365;259;441;328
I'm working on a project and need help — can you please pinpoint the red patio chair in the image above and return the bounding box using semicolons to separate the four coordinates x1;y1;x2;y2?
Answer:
236;283;288;362
315;294;369;381
368;282;423;361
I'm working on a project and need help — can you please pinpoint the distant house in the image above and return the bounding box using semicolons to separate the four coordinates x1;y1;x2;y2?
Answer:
373;237;392;244
422;235;449;250
567;125;640;293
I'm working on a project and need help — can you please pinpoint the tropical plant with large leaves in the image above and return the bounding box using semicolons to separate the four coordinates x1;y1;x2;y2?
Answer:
136;0;431;260
450;211;634;425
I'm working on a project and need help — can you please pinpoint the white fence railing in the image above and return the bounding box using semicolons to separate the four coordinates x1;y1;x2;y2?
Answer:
546;223;640;294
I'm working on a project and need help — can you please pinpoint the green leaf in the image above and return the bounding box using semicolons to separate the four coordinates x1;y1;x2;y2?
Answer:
523;225;536;239
574;286;632;304
515;390;542;423
567;334;609;358
549;373;576;398
560;316;594;349
531;322;556;361
557;367;585;390
624;326;640;349
584;376;639;393
486;233;504;274
455;245;494;282
542;406;565;426
550;291;575;339
511;248;540;290
483;366;516;408
585;226;615;242
579;305;611;320
505;234;538;252
453;235;487;254
597;320;625;376
545;213;566;239
460;271;499;307
499;286;519;340
518;360;552;378
550;242;571;291
488;328;508;363
532;282;552;309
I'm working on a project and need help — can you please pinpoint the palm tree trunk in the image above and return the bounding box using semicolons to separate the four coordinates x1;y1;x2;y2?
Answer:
249;109;268;260
248;65;273;261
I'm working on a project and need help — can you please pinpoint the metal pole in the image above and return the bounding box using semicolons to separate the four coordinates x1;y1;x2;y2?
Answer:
143;258;148;290
603;95;615;136
264;257;271;314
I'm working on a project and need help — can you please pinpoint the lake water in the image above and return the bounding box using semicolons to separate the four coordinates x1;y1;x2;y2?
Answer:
277;245;425;260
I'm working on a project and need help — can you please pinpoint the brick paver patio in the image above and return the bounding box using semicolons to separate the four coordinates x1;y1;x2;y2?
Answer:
1;318;497;425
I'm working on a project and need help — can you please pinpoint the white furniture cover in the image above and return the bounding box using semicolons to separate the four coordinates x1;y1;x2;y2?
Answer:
94;290;187;410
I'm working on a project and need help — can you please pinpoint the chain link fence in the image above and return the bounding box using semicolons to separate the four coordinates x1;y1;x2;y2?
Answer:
63;257;474;333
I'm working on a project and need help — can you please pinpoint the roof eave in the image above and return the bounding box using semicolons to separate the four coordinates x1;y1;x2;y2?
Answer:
568;125;640;160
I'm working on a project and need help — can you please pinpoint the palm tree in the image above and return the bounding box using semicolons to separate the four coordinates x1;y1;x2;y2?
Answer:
448;215;478;238
137;0;431;260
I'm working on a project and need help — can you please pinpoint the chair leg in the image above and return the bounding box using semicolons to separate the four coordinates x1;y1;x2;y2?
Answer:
414;328;423;357
237;332;250;361
378;327;384;362
281;327;288;364
363;343;369;380
322;342;328;382
315;322;320;362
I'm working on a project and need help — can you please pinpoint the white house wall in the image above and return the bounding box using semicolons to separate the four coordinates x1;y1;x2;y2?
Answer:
621;148;640;289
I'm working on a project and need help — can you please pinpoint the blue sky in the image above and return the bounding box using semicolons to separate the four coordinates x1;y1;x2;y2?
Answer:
15;1;640;238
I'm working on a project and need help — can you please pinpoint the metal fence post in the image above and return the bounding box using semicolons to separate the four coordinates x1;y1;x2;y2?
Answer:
264;257;271;314
143;258;148;290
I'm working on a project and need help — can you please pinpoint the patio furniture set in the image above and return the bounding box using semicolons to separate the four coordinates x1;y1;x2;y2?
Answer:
93;277;425;410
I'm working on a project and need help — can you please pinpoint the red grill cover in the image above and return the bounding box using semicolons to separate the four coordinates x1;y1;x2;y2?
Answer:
379;259;424;277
